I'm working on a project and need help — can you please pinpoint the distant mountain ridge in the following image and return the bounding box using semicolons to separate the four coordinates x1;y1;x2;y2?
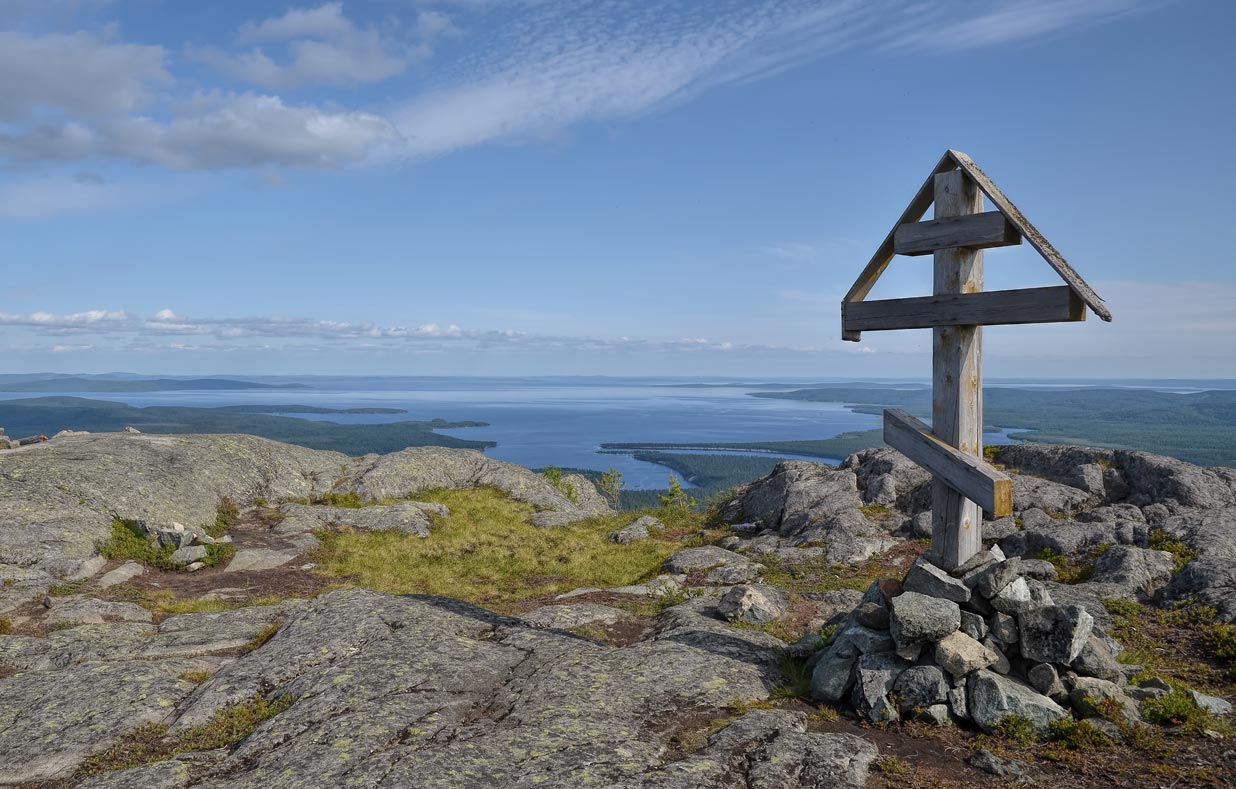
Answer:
0;377;307;392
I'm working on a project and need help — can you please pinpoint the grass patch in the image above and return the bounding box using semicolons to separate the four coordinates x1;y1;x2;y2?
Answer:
1036;544;1110;584
112;587;289;616
1140;683;1233;735
310;487;699;608
1046;718;1114;750
98;518;178;570
0;618;11;635
769;652;812;701
858;504;895;521
179;669;212;684
758;543;923;597
47;580;88;596
993;715;1039;745
76;694;295;778
209;497;240;537
871;755;910;777
242;621;282;653
1105;598;1236;694
285;491;365;509
1148;529;1196;573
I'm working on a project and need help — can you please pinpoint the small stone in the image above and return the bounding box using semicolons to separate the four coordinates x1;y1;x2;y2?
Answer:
718;536;741;550
854;601;889;630
170;545;208;566
851;652;909;724
949;677;969;720
970;558;1023;599
909;511;932;538
1019;559;1060;582
953;549;1000;577
892;665;949;714
839;624;895;655
1028;663;1067;703
1070;676;1141;725
960;610;988;641
990;577;1035;615
935;631;998;677
968;670;1069;733
890;592;961;650
1021;605;1094;664
608;515;665;544
1189;689;1234;716
123;425;142;433
967;748;1032;780
186;561;206;572
1071;634;1124;682
717;584;790;625
903;558;971;603
989;612;1018;644
919;704;952;726
96;561;143;588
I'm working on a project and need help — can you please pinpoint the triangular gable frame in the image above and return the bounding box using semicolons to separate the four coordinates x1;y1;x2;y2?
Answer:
842;149;1111;341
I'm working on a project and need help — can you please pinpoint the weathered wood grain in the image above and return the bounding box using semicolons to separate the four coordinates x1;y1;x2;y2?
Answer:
842;286;1085;332
840;150;957;341
893;211;1020;256
948;149;1112;322
930;170;986;570
883;408;1013;519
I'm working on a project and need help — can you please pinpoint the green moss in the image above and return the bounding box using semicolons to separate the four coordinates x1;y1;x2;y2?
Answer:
1140;683;1232;734
858;504;894;521
242;621;282;654
208;496;240;536
1101;597;1142;619
1046;718;1113;750
1148;530;1196;574
98;518;178;570
179;669;212;684
310;487;698;607
872;755;910;777
76;694;295;777
993;715;1039;745
0;618;11;635
47;580;87;596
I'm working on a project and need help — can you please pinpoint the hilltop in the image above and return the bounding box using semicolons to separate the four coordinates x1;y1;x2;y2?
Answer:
0;431;1233;787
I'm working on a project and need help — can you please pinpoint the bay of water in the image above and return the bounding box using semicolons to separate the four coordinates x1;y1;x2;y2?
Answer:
0;380;1022;489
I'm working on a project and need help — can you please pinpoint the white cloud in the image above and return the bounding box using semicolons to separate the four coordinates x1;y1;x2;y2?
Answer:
0;1;1153;172
0;30;169;121
192;2;426;89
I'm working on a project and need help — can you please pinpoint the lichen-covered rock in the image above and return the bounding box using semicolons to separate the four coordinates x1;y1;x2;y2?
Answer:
967;670;1069;733
935;631;998;677
903;557;971;603
520;603;627;630
1010;475;1092;515
276;500;446;537
889;592;960;650
1020;605;1094;664
841;447;931;511
663;546;762;584
717;584;790;625
1162;557;1236;622
608;515;664;544
1117;450;1236;510
1088;545;1176;600
724;461;862;533
851;652;908;723
44;596;153;626
892;664;949;714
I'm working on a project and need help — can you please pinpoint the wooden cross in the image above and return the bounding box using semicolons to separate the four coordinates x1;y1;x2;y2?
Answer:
841;150;1112;570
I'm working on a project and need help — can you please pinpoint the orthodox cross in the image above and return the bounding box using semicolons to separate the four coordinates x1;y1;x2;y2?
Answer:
841;150;1112;570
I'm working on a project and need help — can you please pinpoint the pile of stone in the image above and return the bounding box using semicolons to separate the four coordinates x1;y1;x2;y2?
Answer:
0;427;48;450
808;548;1180;735
139;519;231;571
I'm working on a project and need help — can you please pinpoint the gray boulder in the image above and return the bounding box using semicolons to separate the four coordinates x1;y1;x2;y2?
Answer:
935;630;998;677
903;557;971;603
1117;450;1236;510
608;515;664;544
169;545;208;566
893;665;949;715
889;592;960;651
276;500;446;538
967;670;1069;733
717;584;790;625
840;447;931;511
663;546;762;584
1020;605;1094;664
521;604;627;630
851;652;908;723
723;461;862;533
1010;475;1091;515
1088;545;1176;600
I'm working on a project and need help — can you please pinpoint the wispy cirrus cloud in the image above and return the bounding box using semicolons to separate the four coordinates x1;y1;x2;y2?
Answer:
0;1;1155;173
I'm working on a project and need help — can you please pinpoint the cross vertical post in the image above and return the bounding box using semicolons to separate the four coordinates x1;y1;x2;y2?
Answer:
841;150;1112;573
930;170;984;570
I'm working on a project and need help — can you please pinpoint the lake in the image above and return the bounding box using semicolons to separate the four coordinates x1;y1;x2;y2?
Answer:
0;379;1028;489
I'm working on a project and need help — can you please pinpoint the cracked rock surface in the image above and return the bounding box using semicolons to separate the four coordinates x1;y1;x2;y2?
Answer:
0;589;875;787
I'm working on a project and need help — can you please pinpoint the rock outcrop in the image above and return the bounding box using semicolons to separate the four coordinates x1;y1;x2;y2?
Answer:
0;589;875;787
0;433;613;615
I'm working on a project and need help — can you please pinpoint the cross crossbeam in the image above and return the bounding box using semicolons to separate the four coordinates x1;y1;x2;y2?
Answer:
839;152;1111;569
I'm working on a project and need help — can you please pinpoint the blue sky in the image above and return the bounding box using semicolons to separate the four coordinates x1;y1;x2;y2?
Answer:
1;0;1232;378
